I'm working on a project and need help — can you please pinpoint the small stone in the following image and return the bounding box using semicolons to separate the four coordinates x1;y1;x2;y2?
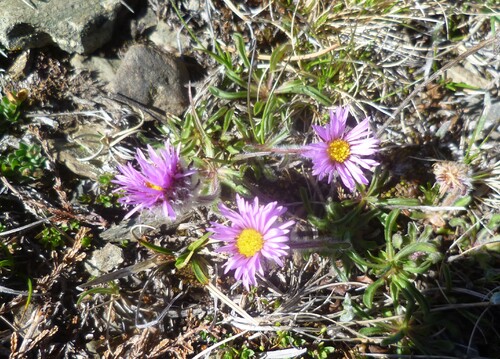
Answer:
84;243;124;277
7;50;33;80
110;44;189;116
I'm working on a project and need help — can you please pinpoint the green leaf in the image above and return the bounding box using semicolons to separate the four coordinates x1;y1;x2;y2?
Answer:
253;100;265;116
445;81;480;91
359;326;387;336
392;233;403;250
487;214;500;229
452;195;472;207
384;209;400;259
363;277;385;308
206;106;228;127
25;278;33;311
191;257;210;285
347;250;387;270
400;280;430;314
209;87;248;100
259;95;279;143
187;233;210;251
137;238;174;256
384;209;400;240
381;330;405;346
233;33;251;69
275;79;331;105
222;108;234;135
378;198;421;206
224;69;248;88
403;262;432;274
269;43;292;73
389;280;400;304
465;114;487;163
394;242;437;261
0;259;13;267
175;251;192;270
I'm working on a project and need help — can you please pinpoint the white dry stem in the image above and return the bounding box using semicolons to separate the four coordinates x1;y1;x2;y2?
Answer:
0;218;49;237
0;285;41;297
382;205;467;212
119;0;134;13
20;0;36;10
135;292;183;329
205;282;258;325
74;110;144;162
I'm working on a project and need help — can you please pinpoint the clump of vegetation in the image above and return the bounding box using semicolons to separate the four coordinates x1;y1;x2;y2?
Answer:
0;142;47;182
78;173;121;209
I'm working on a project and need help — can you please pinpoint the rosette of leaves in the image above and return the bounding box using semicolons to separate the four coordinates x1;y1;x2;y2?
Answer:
0;142;46;182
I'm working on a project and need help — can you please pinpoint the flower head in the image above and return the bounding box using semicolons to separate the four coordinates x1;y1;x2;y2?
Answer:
302;106;379;191
209;195;295;289
112;142;196;219
433;161;472;198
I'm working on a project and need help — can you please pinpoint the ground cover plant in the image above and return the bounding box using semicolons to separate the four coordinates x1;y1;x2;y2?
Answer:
0;0;499;358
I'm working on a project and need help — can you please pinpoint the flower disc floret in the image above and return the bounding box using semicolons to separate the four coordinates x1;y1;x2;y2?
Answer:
236;229;264;257
208;195;295;289
328;139;351;163
112;142;196;219
302;106;379;191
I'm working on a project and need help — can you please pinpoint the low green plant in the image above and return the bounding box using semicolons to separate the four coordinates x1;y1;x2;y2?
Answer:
219;345;255;359
36;220;81;249
36;226;65;249
350;210;440;311
0;142;46;182
78;173;120;208
308;342;335;359
275;329;306;349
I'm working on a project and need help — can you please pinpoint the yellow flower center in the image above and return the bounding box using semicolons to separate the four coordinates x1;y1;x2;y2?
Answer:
236;229;264;257
327;139;351;163
145;181;164;192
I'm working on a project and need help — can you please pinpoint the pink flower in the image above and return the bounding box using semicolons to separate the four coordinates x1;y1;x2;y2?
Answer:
302;106;379;191
209;195;295;289
112;142;196;219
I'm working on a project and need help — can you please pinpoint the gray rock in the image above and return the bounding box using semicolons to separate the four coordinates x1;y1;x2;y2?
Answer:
110;44;189;116
46;119;119;180
47;139;108;181
0;0;128;54
70;54;121;85
84;243;124;277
